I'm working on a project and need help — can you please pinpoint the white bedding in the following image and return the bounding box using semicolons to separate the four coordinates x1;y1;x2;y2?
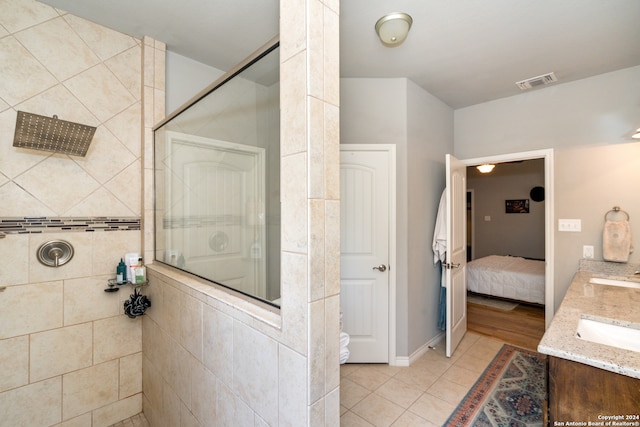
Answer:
466;255;545;305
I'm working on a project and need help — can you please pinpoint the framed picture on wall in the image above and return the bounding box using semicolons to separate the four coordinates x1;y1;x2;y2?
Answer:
505;199;529;213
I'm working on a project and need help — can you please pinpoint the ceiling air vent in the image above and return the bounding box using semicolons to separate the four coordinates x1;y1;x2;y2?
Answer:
515;72;558;90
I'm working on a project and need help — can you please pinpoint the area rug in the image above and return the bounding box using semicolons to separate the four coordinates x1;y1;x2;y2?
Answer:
444;344;547;427
467;294;519;311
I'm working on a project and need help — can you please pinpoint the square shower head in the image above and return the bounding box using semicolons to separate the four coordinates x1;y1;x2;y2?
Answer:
13;111;97;157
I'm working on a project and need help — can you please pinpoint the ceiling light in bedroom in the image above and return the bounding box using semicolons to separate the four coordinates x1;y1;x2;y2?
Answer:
632;128;640;139
375;13;413;46
476;164;495;173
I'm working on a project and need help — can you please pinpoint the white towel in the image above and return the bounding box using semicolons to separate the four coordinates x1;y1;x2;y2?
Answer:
603;220;632;262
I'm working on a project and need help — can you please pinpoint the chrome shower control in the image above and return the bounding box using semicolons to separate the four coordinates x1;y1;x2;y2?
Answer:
37;240;74;267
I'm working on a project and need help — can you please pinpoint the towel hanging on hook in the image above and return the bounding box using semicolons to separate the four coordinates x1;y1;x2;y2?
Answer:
602;206;633;263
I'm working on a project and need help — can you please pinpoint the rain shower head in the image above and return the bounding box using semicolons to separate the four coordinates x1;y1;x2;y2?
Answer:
13;111;96;157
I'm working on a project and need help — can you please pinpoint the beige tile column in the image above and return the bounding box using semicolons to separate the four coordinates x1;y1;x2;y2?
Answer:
142;36;166;262
280;0;341;424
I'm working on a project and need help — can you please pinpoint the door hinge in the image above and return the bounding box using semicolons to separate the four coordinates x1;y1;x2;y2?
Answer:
443;262;460;269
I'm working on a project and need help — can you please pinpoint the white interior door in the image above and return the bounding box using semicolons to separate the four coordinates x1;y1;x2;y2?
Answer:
340;148;390;363
446;154;468;357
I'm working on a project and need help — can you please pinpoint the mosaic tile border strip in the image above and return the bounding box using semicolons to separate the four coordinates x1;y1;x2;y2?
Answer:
0;217;141;234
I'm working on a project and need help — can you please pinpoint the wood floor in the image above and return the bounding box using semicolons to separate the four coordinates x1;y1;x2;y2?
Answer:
467;300;545;351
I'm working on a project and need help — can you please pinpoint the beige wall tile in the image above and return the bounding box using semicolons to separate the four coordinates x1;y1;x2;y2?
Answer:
309;198;326;301
94;315;142;364
15;157;99;216
0;37;56;106
190;361;217;426
0;233;29;286
180;293;203;360
0;182;56;217
308;97;325;199
64;64;136;123
161;384;181;427
14;17;100;81
104;103;143;157
233;322;278;425
63;360;119;420
324;200;341;297
280;251;308;355
90;230;141;277
278;344;307;425
323;6;340;108
55;413;92;427
165;342;192;410
103;160;143;217
309;299;326;402
0;336;29;392
280;51;307;157
120;352;142;398
64;276;120;325
160;282;182;340
0;377;62;427
307;0;324;100
74;126;136;186
279;0;305;61
217;382;255;427
324;104;340;200
142;354;162;412
28;233;93;282
63;14;138;62
0;281;62;339
0;0;58;33
92;393;141;427
325;294;341;391
30;323;93;382
202;305;233;385
281;152;308;253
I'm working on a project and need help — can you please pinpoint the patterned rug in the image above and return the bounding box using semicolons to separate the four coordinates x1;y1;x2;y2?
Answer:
444;344;547;427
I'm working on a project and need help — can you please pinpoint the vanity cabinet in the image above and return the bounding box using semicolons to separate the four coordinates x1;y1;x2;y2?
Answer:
549;356;640;424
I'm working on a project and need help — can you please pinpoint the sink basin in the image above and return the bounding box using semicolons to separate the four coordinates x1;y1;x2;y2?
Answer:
576;317;640;352
588;277;640;289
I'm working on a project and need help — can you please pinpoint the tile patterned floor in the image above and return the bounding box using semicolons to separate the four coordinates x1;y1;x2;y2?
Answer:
340;332;506;426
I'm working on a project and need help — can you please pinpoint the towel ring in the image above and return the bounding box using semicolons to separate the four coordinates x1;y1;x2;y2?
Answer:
604;206;629;221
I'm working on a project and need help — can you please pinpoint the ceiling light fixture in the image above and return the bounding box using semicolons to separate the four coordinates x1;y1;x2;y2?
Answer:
375;12;413;47
632;128;640;139
476;164;496;173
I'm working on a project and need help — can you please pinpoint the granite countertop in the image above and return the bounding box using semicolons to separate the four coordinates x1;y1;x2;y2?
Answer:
538;260;640;379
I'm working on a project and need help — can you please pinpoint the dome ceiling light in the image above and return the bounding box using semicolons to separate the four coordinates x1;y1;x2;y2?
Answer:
476;164;496;173
375;12;413;47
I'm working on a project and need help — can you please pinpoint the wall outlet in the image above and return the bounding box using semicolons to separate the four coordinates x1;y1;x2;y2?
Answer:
583;245;594;259
558;219;581;232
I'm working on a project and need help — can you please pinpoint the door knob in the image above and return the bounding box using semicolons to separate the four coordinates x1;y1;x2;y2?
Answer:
372;264;387;272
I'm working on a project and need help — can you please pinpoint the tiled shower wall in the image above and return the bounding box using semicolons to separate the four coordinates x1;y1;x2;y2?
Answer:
0;1;158;425
141;0;342;425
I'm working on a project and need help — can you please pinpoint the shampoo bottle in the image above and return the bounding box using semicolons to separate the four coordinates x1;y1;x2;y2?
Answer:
116;258;127;284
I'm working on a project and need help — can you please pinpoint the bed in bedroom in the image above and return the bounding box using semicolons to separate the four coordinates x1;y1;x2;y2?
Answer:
466;255;545;305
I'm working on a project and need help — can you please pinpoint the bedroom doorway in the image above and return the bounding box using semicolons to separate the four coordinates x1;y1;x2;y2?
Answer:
462;149;554;335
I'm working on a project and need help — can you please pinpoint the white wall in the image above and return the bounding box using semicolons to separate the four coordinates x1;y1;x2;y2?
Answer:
455;66;640;309
165;51;224;114
340;77;454;358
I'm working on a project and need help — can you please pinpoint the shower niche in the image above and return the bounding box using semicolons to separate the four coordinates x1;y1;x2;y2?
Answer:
154;38;281;306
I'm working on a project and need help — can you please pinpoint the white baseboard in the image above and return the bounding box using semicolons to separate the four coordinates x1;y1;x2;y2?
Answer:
390;332;445;366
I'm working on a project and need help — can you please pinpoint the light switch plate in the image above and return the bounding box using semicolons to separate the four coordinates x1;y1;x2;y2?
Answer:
558;219;581;232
